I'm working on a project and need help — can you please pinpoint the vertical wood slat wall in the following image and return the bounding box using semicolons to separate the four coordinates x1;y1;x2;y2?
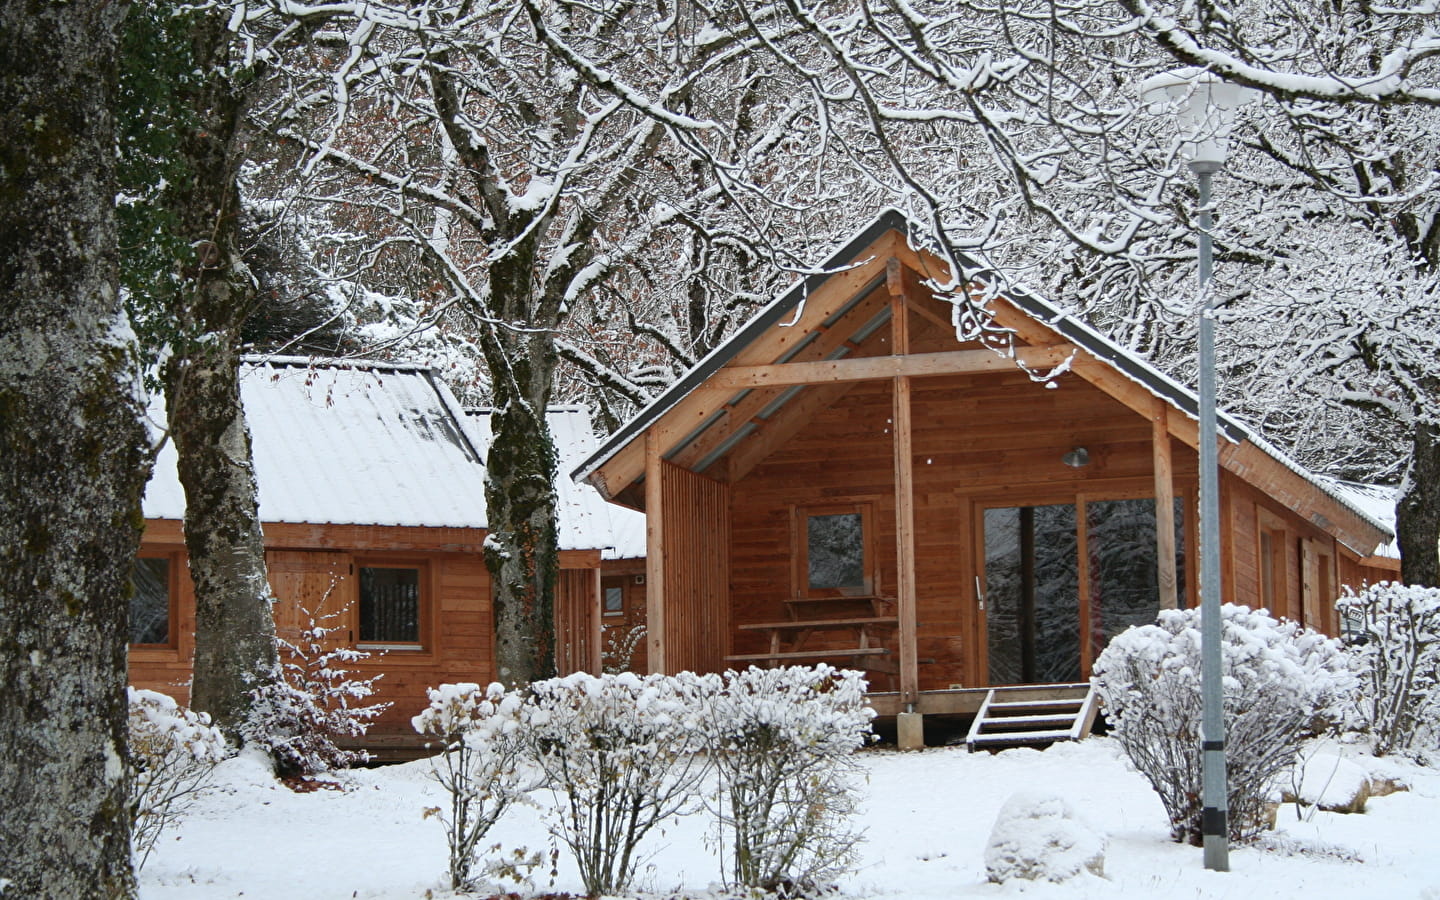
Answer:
554;567;601;675
658;460;730;674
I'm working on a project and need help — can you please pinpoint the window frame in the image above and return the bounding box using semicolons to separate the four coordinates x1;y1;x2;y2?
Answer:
128;552;179;649
602;581;626;617
791;501;878;599
354;557;430;652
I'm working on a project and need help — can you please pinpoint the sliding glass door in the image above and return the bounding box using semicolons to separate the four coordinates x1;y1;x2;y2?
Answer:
984;497;1184;685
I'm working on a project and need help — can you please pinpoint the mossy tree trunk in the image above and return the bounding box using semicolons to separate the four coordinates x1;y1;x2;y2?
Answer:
479;233;563;687
158;4;279;740
0;0;146;895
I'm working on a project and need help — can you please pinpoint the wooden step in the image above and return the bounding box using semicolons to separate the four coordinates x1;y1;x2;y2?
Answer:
979;713;1079;728
737;616;898;631
966;683;1100;752
988;698;1085;711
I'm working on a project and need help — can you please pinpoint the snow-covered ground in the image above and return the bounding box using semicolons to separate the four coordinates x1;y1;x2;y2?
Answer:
139;736;1440;899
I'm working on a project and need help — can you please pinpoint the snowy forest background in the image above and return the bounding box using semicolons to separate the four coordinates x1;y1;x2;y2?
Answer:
4;0;1440;896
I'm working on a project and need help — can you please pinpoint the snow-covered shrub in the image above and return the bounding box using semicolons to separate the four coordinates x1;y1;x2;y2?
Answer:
1337;582;1440;755
524;671;712;897
984;792;1105;883
1092;604;1353;844
127;688;230;868
703;665;872;896
243;595;389;776
413;682;536;891
602;623;647;674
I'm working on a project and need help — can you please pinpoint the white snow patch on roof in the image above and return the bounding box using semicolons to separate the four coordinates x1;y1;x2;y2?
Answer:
143;358;637;552
1325;481;1399;559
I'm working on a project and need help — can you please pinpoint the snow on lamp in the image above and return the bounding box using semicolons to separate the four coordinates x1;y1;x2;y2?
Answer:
1140;68;1258;170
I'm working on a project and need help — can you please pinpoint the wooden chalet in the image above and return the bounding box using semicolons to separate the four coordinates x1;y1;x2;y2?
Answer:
574;211;1399;747
131;357;644;756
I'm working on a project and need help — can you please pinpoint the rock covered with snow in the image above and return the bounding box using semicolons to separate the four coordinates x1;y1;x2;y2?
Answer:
1282;750;1409;813
1285;753;1374;813
984;791;1106;883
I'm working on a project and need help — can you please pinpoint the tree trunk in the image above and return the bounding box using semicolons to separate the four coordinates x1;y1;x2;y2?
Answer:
0;0;145;896
482;245;561;687
161;4;279;739
1398;421;1440;587
485;399;561;686
164;347;278;738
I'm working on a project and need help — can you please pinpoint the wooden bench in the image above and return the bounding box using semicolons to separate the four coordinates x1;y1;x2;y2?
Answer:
725;602;899;686
725;647;891;664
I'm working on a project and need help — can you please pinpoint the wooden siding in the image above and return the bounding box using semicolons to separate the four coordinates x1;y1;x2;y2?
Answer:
725;344;1375;690
655;461;730;674
130;519;607;740
601;559;649;672
555;568;601;675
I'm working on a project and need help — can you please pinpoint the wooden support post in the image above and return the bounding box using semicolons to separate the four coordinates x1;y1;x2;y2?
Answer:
645;432;667;674
888;260;920;709
1076;498;1093;676
591;566;604;674
1152;399;1179;610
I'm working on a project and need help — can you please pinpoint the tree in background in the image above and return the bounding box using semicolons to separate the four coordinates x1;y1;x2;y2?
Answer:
118;0;282;741
242;0;865;684
0;0;148;895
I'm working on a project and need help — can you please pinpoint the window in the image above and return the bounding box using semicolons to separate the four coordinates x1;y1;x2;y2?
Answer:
795;503;873;596
129;556;172;646
604;585;624;616
1257;513;1289;615
358;565;422;646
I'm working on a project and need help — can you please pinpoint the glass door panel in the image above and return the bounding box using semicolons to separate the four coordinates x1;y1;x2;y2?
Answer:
984;505;1080;685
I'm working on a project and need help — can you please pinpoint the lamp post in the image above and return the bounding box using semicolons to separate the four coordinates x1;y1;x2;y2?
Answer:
1141;68;1257;873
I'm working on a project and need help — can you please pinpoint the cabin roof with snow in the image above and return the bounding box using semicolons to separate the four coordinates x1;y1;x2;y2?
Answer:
575;209;1393;557
143;356;643;554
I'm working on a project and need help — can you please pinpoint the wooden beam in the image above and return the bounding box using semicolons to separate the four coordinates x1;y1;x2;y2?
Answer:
590;235;903;496
644;432;666;674
669;283;890;472
889;260;920;708
705;344;1077;390
1152;398;1179;610
1076;498;1093;676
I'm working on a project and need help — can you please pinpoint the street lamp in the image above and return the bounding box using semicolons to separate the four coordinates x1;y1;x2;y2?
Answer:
1141;68;1258;873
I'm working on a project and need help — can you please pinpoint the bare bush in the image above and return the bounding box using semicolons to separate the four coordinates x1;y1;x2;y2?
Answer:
703;666;872;896
413;682;536;891
1338;582;1440;756
244;593;389;776
127;688;230;868
1092;605;1353;844
525;672;712;897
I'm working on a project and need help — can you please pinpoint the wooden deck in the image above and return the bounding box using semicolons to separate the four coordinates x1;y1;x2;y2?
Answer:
866;683;1098;718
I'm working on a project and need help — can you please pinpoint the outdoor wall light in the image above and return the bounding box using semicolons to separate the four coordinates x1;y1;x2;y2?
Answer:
1062;446;1090;468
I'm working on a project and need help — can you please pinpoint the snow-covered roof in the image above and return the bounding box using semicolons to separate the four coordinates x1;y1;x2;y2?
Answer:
1326;481;1400;559
143;357;637;553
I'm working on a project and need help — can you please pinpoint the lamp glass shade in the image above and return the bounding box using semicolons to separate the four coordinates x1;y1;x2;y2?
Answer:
1141;68;1258;165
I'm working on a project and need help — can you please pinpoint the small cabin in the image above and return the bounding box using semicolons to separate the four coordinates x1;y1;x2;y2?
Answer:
574;211;1399;743
131;356;643;756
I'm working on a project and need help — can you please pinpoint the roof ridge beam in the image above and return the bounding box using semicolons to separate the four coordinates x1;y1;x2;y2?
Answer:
704;344;1077;389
